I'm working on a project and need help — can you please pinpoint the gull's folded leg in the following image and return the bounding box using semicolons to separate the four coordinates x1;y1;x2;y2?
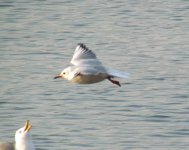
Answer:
107;77;121;87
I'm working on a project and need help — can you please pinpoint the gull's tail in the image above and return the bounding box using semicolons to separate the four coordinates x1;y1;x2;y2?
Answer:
106;68;129;78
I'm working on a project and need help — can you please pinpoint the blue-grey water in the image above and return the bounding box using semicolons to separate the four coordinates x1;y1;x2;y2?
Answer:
0;0;189;150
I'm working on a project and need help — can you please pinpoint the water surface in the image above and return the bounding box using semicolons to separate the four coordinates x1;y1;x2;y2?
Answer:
0;0;189;150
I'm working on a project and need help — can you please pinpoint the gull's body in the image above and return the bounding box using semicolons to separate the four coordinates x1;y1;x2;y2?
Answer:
0;121;35;150
0;142;14;150
54;43;129;86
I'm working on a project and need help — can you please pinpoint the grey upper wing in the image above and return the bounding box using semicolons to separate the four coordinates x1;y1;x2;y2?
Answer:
70;43;101;66
0;142;15;150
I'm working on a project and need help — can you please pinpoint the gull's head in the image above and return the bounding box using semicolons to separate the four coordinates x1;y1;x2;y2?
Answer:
15;120;32;141
15;120;35;150
54;67;70;80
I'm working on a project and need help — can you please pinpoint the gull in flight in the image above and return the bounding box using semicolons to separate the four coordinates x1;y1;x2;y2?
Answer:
54;43;129;87
0;120;35;150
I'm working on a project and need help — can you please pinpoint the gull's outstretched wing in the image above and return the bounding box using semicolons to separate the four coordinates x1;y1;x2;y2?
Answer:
70;43;101;66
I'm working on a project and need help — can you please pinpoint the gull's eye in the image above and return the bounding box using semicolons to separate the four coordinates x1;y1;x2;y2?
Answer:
63;72;66;75
19;130;22;134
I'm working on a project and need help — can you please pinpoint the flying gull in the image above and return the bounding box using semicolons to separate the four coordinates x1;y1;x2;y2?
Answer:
54;43;129;86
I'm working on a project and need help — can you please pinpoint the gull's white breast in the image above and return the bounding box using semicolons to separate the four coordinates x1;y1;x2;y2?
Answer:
71;73;108;84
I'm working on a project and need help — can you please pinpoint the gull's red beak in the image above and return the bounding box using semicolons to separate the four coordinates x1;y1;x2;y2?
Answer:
54;75;61;79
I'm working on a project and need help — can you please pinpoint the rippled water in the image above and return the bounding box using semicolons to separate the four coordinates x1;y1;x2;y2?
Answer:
0;0;189;149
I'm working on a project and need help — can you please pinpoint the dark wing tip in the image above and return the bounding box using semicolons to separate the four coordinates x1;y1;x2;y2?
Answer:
77;43;89;50
74;43;97;59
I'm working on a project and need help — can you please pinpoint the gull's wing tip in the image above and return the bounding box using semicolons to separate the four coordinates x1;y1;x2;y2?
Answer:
71;43;99;65
77;43;89;50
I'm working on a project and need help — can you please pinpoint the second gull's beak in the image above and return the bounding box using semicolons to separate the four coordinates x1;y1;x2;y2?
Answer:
24;120;32;132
